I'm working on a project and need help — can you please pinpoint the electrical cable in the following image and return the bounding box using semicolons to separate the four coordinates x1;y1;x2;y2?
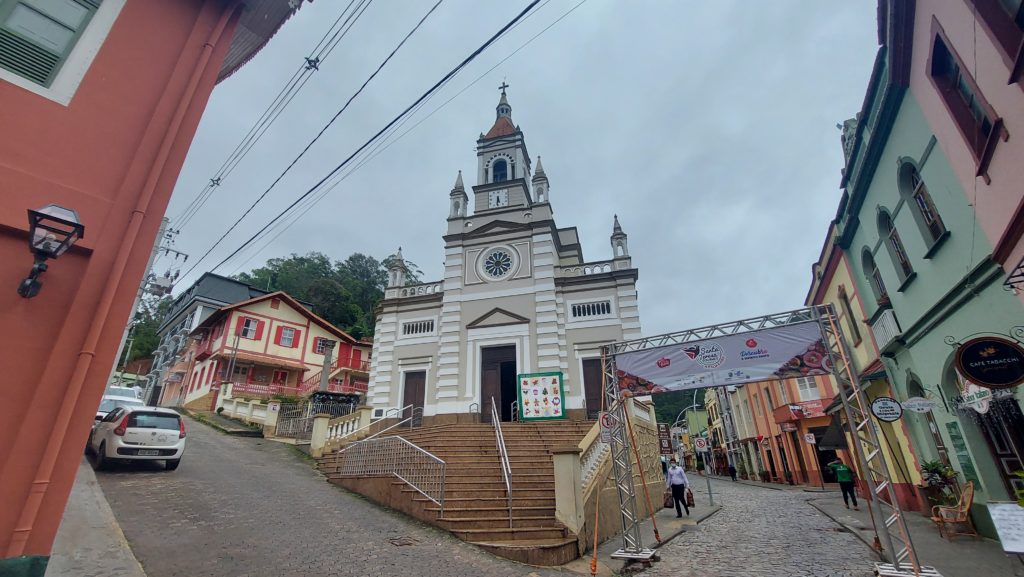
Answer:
171;0;371;228
222;0;589;275
182;0;542;280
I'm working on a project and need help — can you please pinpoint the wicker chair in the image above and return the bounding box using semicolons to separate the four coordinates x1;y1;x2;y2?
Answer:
930;481;978;540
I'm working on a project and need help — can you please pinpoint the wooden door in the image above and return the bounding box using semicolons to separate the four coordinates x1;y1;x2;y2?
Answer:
402;371;425;424
582;359;603;419
481;367;499;424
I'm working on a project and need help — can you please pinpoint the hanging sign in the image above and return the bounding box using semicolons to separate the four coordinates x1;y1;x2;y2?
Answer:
804;433;817;444
955;336;1024;390
960;382;993;414
598;411;617;443
694;437;709;452
901;396;937;413
516;372;566;421
613;321;831;395
870;396;903;422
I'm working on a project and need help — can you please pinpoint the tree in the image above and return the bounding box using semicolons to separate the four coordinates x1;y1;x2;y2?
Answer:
120;296;171;366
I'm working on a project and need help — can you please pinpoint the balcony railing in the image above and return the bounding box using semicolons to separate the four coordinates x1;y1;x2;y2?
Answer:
560;260;614;277
870;307;902;351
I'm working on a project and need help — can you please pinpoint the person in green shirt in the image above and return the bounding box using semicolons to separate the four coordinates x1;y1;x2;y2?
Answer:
828;458;859;510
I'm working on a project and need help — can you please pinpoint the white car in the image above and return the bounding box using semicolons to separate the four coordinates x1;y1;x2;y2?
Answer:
106;386;142;400
95;395;145;422
88;406;186;471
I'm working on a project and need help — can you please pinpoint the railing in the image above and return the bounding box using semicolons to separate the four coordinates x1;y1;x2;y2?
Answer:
334;404;414;447
510;401;519;422
337;435;446;514
397;281;443;298
560;260;614;277
301;355;372;389
229;381;304;399
870;307;902;352
490;397;513;528
578;419;610;493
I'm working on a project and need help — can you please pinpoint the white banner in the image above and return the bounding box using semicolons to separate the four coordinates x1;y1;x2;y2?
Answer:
614;321;830;395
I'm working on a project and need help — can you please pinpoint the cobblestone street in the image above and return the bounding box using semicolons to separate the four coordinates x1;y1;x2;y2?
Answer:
643;477;876;577
95;416;561;577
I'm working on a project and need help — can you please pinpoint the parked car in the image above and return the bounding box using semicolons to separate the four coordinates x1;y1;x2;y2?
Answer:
106;386;142;399
95;395;145;422
88;406;185;471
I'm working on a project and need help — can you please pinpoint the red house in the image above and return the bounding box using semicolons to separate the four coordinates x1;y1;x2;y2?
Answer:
0;1;301;573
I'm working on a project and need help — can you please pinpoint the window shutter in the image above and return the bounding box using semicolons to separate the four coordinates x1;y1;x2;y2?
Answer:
254;320;265;340
312;337;321;353
274;325;283;346
234;316;245;337
291;329;301;349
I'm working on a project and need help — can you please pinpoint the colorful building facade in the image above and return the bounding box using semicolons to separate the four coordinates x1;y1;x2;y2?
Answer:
0;1;300;571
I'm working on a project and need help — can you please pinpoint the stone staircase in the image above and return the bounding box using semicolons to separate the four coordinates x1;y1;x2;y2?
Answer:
318;420;595;566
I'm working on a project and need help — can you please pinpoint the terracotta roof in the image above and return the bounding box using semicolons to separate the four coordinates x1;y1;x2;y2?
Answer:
193;291;358;344
484;116;517;139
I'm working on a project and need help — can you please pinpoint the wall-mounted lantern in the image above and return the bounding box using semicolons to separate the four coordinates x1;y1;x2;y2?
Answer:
17;204;85;298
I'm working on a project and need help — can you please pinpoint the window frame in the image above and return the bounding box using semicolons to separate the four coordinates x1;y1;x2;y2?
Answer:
837;286;863;346
0;0;122;105
796;376;820;402
862;249;889;306
279;326;296;348
240;318;259;340
878;210;914;284
968;0;1024;85
897;162;949;254
927;17;1009;183
492;159;508;182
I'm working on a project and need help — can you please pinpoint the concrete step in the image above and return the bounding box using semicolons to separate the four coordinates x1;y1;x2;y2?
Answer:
438;516;559;530
471;537;579;566
451;526;567;542
427;505;555;519
415;496;555;508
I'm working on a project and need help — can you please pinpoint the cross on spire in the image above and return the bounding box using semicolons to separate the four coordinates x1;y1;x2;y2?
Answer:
499;81;509;94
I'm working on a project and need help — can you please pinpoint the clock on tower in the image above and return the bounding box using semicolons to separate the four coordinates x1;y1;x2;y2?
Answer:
488;189;508;208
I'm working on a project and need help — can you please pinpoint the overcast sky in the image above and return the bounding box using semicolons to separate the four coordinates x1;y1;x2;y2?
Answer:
164;0;879;337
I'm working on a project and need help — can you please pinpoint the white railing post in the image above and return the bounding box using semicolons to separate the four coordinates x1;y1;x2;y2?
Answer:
553;446;584;534
310;413;332;458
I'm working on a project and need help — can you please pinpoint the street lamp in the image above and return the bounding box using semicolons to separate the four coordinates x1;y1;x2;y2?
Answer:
17;204;85;298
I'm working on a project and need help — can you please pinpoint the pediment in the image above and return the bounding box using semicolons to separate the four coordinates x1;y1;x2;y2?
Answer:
467;307;530;329
465;220;531;238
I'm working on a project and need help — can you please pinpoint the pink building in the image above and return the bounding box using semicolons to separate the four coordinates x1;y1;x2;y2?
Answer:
908;0;1024;295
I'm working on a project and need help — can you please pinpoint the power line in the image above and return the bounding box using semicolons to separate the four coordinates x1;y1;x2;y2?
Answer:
172;0;373;229
222;0;588;275
179;0;447;281
194;0;545;278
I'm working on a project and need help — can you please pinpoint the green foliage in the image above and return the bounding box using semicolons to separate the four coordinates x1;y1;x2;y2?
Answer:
120;295;171;366
920;460;959;489
236;251;412;340
652;388;705;424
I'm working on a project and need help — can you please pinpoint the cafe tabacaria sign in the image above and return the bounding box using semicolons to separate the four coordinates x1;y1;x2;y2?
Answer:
955;336;1024;390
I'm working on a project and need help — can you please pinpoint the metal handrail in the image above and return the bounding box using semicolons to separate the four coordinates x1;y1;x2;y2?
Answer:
338;435;446;515
490;396;513;528
340;404;416;450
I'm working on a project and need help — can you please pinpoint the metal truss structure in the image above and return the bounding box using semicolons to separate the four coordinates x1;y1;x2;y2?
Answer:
601;305;935;576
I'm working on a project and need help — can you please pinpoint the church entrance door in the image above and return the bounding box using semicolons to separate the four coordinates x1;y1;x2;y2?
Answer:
402;370;425;426
481;345;516;422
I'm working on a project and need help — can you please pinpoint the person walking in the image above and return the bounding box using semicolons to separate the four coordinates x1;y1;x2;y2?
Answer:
666;458;690;517
829;458;859;510
728;463;737;481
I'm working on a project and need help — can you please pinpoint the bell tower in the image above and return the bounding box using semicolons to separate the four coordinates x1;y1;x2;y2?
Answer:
449;171;468;219
474;84;532;213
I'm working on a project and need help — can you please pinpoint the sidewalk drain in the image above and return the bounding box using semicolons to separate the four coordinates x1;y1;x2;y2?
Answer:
389;536;420;546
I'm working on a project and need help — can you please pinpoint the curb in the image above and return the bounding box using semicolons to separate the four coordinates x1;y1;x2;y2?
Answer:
807;499;884;561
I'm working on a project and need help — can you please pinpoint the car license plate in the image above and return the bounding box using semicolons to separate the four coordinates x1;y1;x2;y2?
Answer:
137;449;159;456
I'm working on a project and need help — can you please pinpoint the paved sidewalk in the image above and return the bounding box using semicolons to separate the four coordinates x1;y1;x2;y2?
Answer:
45;458;146;577
182;408;262;436
809;495;1024;577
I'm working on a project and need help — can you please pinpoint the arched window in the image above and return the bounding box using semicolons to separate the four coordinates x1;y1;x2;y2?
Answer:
898;163;946;247
492;159;508;182
862;249;889;304
878;210;913;282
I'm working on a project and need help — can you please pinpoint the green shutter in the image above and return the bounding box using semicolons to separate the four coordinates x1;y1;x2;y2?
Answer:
0;0;101;87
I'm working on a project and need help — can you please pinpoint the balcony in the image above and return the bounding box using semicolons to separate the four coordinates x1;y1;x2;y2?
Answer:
870;307;902;352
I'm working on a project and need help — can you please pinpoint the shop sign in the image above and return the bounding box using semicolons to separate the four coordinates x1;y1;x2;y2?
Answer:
804;433;816;444
780;422;797;432
900;397;937;413
870;396;903;422
960;383;993;415
657;423;674;456
955;336;1024;390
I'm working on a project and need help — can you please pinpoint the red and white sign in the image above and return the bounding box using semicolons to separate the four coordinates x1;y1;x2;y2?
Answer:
694;438;708;452
804;433;816;444
599;411;618;443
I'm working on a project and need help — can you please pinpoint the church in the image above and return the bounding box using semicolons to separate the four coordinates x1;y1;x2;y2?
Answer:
367;89;642;425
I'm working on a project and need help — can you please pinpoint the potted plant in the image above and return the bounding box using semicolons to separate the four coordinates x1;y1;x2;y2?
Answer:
759;469;770;483
919;460;959;507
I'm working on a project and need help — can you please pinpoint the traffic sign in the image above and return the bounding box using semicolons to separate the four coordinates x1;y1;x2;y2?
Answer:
694;437;708;452
599;411;618;443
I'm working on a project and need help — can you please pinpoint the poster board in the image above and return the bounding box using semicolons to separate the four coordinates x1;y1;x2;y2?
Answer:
516;372;566;421
988;502;1024;554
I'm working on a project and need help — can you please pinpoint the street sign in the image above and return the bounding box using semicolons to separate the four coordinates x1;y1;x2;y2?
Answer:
694;437;708;452
657;423;674;455
599;411;618;443
804;433;816;444
870;396;903;422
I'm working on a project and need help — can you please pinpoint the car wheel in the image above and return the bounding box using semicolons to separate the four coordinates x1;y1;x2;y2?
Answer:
84;432;93;454
165;458;180;471
92;442;107;471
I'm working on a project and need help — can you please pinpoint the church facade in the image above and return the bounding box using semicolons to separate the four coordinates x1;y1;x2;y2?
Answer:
367;91;642;424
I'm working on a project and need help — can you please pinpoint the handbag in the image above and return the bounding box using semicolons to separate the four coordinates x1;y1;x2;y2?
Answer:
663;489;673;509
686;487;695;508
